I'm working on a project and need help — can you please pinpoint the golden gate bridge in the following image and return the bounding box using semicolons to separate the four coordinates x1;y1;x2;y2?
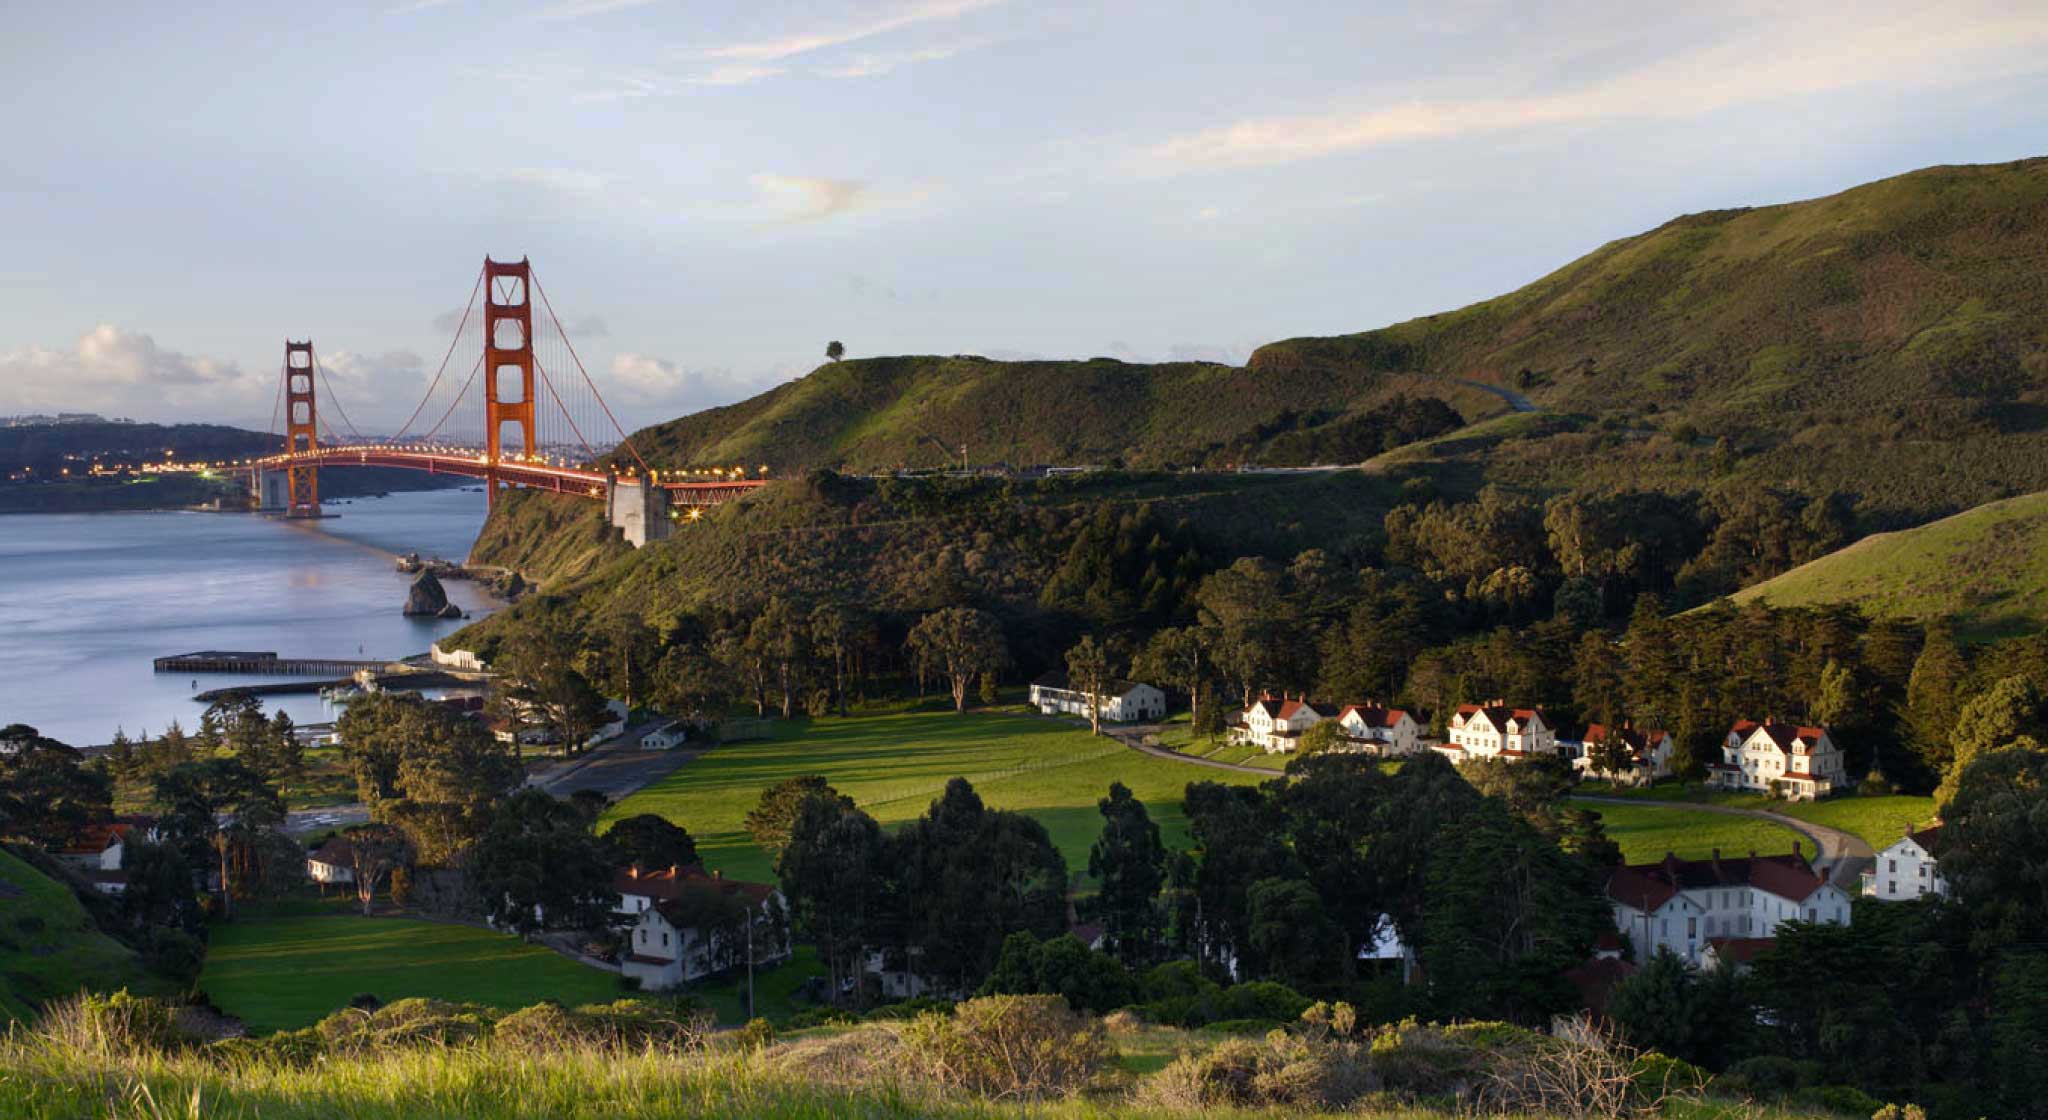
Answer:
244;257;762;546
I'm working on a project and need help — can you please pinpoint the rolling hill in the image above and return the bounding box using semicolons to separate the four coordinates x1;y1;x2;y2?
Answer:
625;157;2048;527
0;847;150;1022
1730;489;2048;641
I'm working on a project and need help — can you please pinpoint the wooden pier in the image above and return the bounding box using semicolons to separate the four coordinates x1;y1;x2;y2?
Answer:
152;651;392;675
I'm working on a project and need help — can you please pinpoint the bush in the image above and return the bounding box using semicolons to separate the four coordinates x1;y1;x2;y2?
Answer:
313;997;492;1053
1137;1004;1378;1111
35;990;188;1056
1720;1054;1824;1097
862;997;953;1021
898;995;1113;1100
1789;1084;1884;1115
731;1017;776;1051
781;1006;858;1030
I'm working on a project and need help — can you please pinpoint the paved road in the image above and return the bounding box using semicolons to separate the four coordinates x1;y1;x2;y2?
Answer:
1446;377;1539;413
527;722;699;802
284;804;370;835
1103;723;1278;776
1573;794;1874;890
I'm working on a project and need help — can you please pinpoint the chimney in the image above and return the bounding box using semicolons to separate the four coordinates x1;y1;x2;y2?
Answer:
1791;841;1803;862
628;863;640;879
668;864;679;878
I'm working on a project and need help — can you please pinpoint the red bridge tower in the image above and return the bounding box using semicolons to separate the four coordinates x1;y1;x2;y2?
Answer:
483;257;537;505
284;340;320;518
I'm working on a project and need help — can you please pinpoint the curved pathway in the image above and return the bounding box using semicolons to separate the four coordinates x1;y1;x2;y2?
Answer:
1445;376;1539;413
1104;724;1277;776
1573;794;1874;890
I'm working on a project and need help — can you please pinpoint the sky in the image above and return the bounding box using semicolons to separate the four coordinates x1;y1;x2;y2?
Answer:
4;0;2048;435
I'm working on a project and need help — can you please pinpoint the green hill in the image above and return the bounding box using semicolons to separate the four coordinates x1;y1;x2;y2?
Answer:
1730;490;2048;640
0;847;150;1022
623;157;2048;527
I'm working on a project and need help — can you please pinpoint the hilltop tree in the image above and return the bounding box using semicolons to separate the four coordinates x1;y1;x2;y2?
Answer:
825;340;845;362
1086;783;1165;966
1065;635;1113;736
906;607;1009;713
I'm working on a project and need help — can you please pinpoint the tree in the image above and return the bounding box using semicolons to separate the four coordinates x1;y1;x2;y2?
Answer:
152;757;282;919
338;693;523;866
906;607;1009;713
1585;731;1638;779
1183;780;1299;968
1086;783;1165;966
1905;624;1966;780
749;597;809;720
1065;635;1113;736
0;725;111;848
1246;877;1345;991
1937;675;2047;807
468;790;621;938
892;778;1067;993
651;642;736;720
1937;743;2048;949
604;813;699;870
776;789;885;1005
826;340;845;362
1136;627;1207;727
745;776;850;861
1608;949;1750;1069
1572;632;1628;730
809;602;868;716
1419;799;1609;1023
341;823;413;916
1811;657;1856;728
591;604;657;712
1558;807;1623;869
496;608;611;755
1295;720;1346;757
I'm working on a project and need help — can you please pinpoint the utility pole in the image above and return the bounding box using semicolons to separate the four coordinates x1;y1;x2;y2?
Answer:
745;909;756;1020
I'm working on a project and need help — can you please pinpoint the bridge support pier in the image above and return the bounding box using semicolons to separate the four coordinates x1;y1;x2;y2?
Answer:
606;476;671;548
253;469;289;511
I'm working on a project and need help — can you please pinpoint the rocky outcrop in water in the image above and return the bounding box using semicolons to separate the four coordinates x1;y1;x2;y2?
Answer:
437;602;465;620
403;571;450;617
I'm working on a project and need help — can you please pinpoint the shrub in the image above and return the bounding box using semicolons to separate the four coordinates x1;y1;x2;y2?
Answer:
313;997;492;1053
781;1006;858;1030
1101;1008;1143;1034
1789;1084;1884;1115
1720;1054;1823;1097
862;997;954;1022
1137;1005;1378;1111
35;990;187;1056
732;1017;776;1051
898;995;1113;1100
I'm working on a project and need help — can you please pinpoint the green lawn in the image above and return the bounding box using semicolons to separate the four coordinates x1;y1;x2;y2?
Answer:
605;706;1264;883
1572;783;1937;851
0;848;156;1022
690;945;829;1026
200;909;623;1034
1568;799;1807;864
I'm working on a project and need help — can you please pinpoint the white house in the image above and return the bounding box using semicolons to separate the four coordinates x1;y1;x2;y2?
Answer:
1607;845;1853;967
1571;723;1674;785
1029;673;1166;723
1230;697;1339;753
307;836;356;886
1437;702;1557;762
640;722;690;750
1708;719;1845;801
56;816;157;872
1336;704;1420;756
616;864;791;991
1863;824;1947;901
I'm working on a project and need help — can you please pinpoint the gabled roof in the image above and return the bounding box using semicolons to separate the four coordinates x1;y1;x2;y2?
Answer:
1454;703;1544;730
309;837;355;866
1732;719;1830;753
1606;848;1829;910
1581;723;1670;763
1705;936;1775;965
58;818;153;856
1033;671;1153;697
1904;825;1944;854
1337;704;1413;729
619;863;777;907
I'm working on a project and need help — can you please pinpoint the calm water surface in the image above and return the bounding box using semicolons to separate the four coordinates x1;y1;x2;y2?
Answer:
0;488;495;746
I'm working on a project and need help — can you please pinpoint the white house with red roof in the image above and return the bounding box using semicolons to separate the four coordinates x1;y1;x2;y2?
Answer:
616;863;791;991
306;836;357;887
1231;697;1338;753
1438;701;1556;762
1606;844;1853;966
1863;824;1947;901
1709;719;1845;800
1337;704;1420;756
1571;723;1674;785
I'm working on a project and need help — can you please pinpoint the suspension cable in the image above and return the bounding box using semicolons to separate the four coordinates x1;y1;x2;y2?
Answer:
530;268;649;474
309;344;365;444
388;263;485;444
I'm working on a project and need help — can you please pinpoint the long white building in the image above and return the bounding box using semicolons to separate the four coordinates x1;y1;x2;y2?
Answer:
1607;845;1853;966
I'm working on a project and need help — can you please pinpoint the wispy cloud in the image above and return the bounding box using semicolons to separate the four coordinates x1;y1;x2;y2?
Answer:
816;38;986;79
537;0;662;21
749;174;871;223
1134;4;2048;173
704;0;1002;63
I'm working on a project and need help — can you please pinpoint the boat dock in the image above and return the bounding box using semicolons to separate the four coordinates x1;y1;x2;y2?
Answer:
152;650;392;675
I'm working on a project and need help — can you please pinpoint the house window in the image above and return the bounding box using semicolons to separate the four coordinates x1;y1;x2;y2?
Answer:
662;932;670;947
1889;859;1896;872
1687;917;1697;938
638;930;646;944
1806;908;1816;922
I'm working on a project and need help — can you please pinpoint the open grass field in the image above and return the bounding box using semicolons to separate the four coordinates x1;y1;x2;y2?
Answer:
199;908;623;1034
0;848;152;1023
1569;799;1806;864
1730;490;2048;641
605;705;1263;883
1573;783;1937;851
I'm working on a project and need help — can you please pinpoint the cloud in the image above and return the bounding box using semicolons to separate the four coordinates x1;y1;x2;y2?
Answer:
749;174;871;223
0;326;259;419
606;351;758;413
1134;4;2048;173
537;0;661;21
704;0;1002;63
817;42;972;79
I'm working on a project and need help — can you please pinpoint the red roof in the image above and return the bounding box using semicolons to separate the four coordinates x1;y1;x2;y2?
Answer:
1337;704;1412;729
1454;703;1542;728
1606;848;1829;911
58;819;149;856
1732;719;1829;753
310;837;355;866
618;863;777;906
1905;825;1945;853
1705;936;1775;964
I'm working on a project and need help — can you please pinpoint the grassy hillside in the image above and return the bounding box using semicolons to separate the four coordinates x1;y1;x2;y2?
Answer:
614;158;2048;527
1256;157;2048;522
605;706;1262;883
0;848;150;1022
1729;490;2048;639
